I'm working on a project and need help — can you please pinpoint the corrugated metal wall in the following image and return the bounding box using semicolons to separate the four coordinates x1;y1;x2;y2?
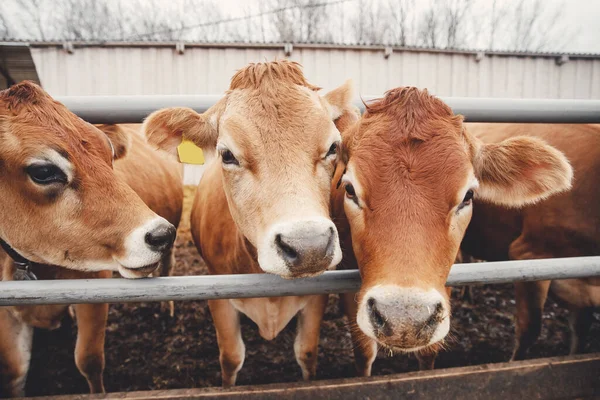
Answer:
30;46;600;99
28;45;600;185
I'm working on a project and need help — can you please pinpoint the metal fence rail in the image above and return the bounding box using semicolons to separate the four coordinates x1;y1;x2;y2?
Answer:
56;95;600;124
1;256;599;306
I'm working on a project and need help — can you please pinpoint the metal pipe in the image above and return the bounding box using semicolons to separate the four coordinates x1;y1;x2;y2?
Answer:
442;97;600;123
1;256;599;306
56;95;600;124
57;94;222;124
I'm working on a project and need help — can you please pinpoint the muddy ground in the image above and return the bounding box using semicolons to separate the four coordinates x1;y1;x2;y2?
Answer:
25;186;600;397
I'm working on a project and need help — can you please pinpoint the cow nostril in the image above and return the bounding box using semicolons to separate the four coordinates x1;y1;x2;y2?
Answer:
367;297;376;309
145;224;176;251
424;301;445;328
275;234;298;262
367;297;387;332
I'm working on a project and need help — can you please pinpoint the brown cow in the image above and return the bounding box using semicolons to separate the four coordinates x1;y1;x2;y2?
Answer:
462;123;600;360
331;87;573;376
0;83;176;278
0;90;182;397
143;61;356;386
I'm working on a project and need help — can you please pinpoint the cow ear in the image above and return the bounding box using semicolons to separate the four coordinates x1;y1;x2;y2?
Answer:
142;107;218;156
333;105;361;135
473;136;573;207
96;124;131;160
322;80;355;120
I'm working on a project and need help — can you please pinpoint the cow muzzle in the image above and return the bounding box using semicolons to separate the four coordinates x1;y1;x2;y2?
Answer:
117;217;176;279
257;217;342;278
356;285;450;351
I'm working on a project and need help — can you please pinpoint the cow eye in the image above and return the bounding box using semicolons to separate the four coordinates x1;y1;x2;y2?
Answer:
345;183;357;200
457;189;474;212
26;164;68;185
463;189;474;204
325;141;339;158
220;149;239;166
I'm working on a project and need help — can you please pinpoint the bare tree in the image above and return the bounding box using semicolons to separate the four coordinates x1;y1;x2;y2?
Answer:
183;0;224;42
352;0;388;44
129;0;186;41
512;0;541;50
416;0;478;49
442;0;472;49
0;8;11;38
387;0;416;46
270;0;298;42
418;7;440;48
59;0;125;40
491;0;576;52
228;2;268;42
118;0;224;42
509;0;562;51
10;0;51;40
1;0;582;53
267;0;333;43
5;0;225;42
488;0;508;50
305;0;332;42
6;0;125;41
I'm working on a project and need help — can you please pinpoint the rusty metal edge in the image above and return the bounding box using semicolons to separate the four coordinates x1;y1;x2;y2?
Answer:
22;353;600;400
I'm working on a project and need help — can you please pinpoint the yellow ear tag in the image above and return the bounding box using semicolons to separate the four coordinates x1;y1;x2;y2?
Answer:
177;140;205;165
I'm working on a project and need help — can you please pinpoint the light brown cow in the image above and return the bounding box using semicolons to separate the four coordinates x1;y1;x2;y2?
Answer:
331;87;573;376
462;123;600;360
0;85;182;398
0;83;176;278
143;61;356;386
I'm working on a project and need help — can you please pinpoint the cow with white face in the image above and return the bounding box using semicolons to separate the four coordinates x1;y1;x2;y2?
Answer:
144;60;356;386
331;87;573;375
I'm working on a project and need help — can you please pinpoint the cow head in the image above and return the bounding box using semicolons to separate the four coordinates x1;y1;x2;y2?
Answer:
0;81;176;279
334;87;573;352
143;61;355;278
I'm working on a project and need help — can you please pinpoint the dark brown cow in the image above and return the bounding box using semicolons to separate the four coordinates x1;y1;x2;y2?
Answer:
331;88;573;376
0;90;182;398
462;123;600;360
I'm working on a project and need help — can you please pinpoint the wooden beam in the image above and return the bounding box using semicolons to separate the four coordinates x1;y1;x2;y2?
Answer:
0;49;15;88
27;353;600;400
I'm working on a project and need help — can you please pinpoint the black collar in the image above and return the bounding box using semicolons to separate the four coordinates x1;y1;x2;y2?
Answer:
0;238;37;280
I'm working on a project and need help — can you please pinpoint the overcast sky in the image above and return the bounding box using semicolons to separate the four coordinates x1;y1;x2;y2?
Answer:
170;0;600;53
562;0;600;52
3;0;600;53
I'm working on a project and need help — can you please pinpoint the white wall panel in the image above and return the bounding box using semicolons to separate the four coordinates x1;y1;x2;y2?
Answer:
30;46;599;100
592;60;600;98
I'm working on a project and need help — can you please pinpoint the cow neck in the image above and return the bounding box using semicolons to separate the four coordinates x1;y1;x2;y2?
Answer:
0;238;37;281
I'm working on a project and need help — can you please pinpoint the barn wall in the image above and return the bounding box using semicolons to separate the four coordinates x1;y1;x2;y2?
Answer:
30;46;600;99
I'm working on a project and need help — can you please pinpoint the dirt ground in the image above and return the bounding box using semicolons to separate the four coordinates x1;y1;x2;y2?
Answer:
24;186;600;397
